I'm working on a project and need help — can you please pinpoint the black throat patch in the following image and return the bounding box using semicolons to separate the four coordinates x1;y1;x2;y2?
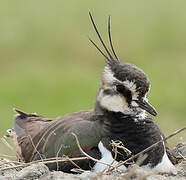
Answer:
102;110;164;168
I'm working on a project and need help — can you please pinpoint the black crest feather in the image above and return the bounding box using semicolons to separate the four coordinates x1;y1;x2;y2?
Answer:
89;12;120;67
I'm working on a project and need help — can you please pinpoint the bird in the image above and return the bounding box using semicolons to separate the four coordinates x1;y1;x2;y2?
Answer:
10;12;175;173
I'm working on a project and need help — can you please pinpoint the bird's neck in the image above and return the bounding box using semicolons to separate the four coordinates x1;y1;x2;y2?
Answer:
95;106;164;168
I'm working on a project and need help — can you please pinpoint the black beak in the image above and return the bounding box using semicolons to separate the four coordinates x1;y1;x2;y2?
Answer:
135;99;157;116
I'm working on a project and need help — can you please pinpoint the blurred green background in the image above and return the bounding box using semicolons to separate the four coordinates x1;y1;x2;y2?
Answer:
0;0;185;156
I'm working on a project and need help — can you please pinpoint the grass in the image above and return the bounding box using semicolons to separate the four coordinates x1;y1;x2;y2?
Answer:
0;0;185;149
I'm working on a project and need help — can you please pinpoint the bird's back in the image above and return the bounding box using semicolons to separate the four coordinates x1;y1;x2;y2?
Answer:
13;109;103;171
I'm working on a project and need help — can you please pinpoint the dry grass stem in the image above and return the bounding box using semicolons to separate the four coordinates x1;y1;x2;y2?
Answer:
56;143;63;171
66;156;85;173
71;133;116;170
111;140;131;157
178;152;186;161
70;168;85;173
0;154;16;158
0;156;89;171
109;140;119;169
28;135;44;161
1;137;14;153
29;120;60;161
136;154;148;166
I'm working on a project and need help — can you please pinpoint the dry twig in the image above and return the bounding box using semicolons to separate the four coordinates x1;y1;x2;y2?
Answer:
178;152;186;161
1;137;15;153
0;156;89;171
28;135;44;161
0;154;16;158
56;143;63;171
71;133;115;169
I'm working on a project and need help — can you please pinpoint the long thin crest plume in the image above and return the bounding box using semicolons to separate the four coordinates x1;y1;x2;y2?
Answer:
108;16;119;61
88;38;110;61
88;12;119;66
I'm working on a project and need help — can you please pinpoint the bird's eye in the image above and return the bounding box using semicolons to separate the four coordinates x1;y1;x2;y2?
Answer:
116;85;124;94
116;85;132;103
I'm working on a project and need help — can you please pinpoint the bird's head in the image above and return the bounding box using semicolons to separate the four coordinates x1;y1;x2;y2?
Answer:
89;12;157;117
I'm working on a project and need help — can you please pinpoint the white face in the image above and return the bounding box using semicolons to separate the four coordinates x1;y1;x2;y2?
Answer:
97;66;148;117
98;88;138;114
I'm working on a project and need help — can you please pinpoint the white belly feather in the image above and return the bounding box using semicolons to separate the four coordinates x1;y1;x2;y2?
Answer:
93;141;126;172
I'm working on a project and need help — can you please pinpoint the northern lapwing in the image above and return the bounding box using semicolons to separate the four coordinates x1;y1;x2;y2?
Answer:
10;12;175;173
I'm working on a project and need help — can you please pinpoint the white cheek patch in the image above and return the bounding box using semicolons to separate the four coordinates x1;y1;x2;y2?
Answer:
100;94;129;113
101;66;150;115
